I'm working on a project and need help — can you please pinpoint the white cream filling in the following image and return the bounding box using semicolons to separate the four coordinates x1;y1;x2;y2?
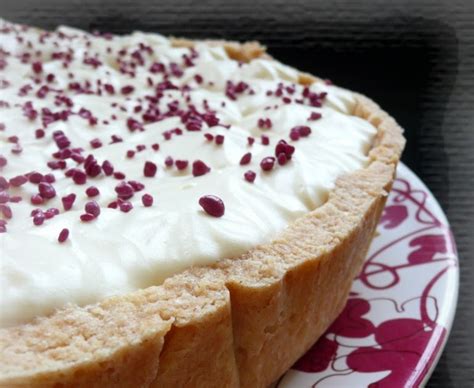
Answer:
0;20;377;327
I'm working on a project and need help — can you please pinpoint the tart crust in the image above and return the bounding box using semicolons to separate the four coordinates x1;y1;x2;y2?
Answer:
0;40;405;388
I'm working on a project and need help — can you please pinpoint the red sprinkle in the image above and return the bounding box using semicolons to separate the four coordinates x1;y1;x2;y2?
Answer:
90;138;102;149
85;200;101;217
192;160;211;177
244;170;256;183
38;182;56;199
175;160;189;170
142;193;154;207
86;186;100;197
9;175;28;187
102;160;114;176
204;133;214;142
28;172;43;184
119;201;133;213
31;194;44;205
277;153;288;165
0;204;12;219
165;156;174;167
199;195;225;217
215;134;225;145
144;161;157;177
33;213;45;226
260;157;275;171
44;173;55;183
32;61;43;74
35;129;45;139
80;213;95;222
121;85;135;95
261;135;270;145
247;136;255;146
62;193;76;211
73;170;87;184
240;152;252;165
58;228;69;243
115;181;134;199
308;112;322;121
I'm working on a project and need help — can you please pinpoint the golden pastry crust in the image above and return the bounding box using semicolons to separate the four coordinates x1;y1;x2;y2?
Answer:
0;40;405;388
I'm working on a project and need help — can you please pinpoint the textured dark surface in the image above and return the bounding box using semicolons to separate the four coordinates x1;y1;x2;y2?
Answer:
1;0;473;386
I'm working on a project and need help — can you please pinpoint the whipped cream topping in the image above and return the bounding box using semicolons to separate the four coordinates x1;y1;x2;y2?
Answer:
0;20;377;327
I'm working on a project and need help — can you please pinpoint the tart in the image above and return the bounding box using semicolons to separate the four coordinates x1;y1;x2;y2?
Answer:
0;19;405;387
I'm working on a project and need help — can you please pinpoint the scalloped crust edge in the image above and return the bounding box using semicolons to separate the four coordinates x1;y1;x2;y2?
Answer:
0;39;405;388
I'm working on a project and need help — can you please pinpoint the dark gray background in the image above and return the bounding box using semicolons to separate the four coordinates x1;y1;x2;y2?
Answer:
1;0;473;386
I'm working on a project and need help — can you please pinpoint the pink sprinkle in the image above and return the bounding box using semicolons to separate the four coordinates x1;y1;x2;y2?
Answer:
58;228;69;243
85;201;101;217
165;156;174;167
204;133;214;142
31;194;44;205
9;175;28;187
260;157;275;171
175;160;189;170
192;160;211;177
247;137;255;146
119;201;133;213
86;186;100;197
198;195;225;217
0;155;7;168
80;213;95;222
38;182;56;199
240;152;252;165
144;161;157;177
244;170;256;183
62;193;76;211
215;135;225;145
126;150;135;158
108;201;118;209
261;135;270;145
151;143;160;151
142;193;154;207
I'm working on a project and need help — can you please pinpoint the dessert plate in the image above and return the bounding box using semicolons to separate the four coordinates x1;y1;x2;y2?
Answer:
277;163;459;387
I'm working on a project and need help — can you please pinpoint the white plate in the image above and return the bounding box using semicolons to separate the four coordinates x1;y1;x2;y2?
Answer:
277;163;459;387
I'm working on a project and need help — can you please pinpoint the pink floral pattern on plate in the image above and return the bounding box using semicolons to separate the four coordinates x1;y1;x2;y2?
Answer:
277;163;459;388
